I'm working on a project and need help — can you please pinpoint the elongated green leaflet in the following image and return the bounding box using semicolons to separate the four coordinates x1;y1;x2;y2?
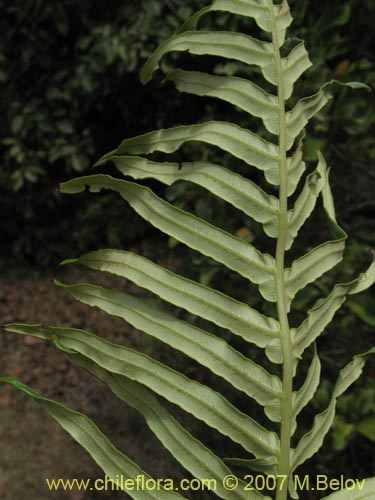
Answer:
286;154;326;250
141;31;276;87
62;249;280;350
292;259;375;360
282;41;312;100
292;173;374;358
177;0;292;46
291;346;321;434
4;323;280;459
286;80;370;149
108;156;279;236
286;167;347;308
4;1;373;497
320;477;375;500
177;0;273;34
165;77;367;159
0;377;184;499
291;348;375;472
59;175;276;299
165;70;279;135
284;239;345;308
53;280;282;413
222;456;277;476
286;89;331;150
72;356;267;500
286;135;306;196
109;121;280;185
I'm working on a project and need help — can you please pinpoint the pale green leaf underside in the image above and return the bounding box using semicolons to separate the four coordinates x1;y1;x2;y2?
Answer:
162;77;364;156
73;356;262;500
65;249;280;350
321;159;342;226
291;348;375;472
178;0;292;47
282;42;312;100
292;259;375;360
178;0;273;34
291;346;321;434
223;456;277;476
59;175;276;297
109;155;279;236
110;121;280;186
165;69;279;135
141;31;277;87
285;85;332;149
287;81;370;150
286;136;306;196
4;323;280;459
286;152;326;249
141;20;308;100
285;238;345;309
4;1;372;496
0;377;184;499
142;33;311;102
320;476;375;500
285;170;347;308
54;280;282;412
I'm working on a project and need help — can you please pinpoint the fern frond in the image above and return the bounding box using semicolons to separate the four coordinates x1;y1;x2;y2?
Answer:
292;259;375;361
61;250;280;350
61;175;277;297
109;121;280;185
0;376;185;499
72;356;258;500
54;279;282;410
4;323;280;460
291;348;375;472
2;1;374;498
107;156;279;236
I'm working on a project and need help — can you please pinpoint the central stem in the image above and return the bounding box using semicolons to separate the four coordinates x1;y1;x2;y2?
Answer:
269;3;293;500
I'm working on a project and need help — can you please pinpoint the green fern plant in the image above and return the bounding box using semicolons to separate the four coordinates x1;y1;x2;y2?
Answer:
2;1;374;499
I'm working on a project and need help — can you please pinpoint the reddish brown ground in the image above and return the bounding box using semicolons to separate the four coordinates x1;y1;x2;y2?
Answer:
1;261;372;500
0;264;189;500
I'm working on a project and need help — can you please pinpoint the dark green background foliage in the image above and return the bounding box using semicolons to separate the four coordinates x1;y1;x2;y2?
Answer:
0;0;201;265
1;0;374;266
0;0;374;479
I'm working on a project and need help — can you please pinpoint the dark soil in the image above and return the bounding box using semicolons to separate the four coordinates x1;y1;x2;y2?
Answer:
1;259;373;500
0;263;189;500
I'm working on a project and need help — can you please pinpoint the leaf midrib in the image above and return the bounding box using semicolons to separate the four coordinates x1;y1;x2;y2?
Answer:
70;284;282;399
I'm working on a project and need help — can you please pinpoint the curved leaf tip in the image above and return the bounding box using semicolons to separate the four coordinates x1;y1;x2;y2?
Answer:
343;81;371;92
59;258;78;266
52;334;78;355
0;377;41;398
59;181;86;194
